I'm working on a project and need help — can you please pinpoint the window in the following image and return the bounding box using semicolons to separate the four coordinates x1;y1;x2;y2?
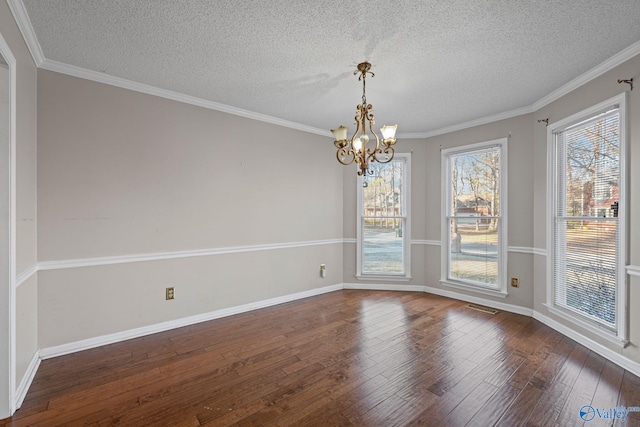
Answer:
547;94;627;344
442;139;507;296
357;154;410;280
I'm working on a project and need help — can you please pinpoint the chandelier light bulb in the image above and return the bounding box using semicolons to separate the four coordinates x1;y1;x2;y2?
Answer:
352;136;363;152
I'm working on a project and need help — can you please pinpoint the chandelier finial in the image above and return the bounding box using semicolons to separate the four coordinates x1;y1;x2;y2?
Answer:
354;62;374;80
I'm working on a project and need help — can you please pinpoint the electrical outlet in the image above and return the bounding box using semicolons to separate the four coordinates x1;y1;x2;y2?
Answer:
510;277;519;288
166;287;175;300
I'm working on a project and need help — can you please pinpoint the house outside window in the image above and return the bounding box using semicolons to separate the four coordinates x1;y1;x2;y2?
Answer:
441;139;508;296
357;154;411;280
547;94;628;345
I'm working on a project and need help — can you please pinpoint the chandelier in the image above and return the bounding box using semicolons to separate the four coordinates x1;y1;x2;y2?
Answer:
331;62;397;176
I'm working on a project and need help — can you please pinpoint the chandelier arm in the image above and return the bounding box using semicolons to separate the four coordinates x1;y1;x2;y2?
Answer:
336;148;356;166
352;104;364;142
366;105;380;150
371;146;395;164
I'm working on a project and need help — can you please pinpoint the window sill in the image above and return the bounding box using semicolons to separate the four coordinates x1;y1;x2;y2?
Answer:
440;279;508;298
357;274;412;282
544;304;628;348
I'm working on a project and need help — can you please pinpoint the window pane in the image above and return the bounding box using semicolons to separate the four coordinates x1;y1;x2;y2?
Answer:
449;217;498;286
363;220;403;274
450;147;500;217
363;161;403;217
445;142;503;291
553;109;620;328
555;219;617;325
560;113;619;218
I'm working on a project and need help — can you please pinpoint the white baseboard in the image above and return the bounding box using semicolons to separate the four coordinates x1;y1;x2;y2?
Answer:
39;283;343;359
41;282;530;360
341;285;640;382
423;285;534;316
13;351;40;410
29;281;640;413
343;283;427;292
532;311;640;379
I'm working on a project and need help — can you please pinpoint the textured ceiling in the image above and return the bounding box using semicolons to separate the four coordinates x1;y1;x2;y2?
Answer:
19;0;640;136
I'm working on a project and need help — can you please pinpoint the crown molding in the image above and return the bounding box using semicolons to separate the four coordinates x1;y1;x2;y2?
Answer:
6;0;44;66
39;57;331;138
532;39;640;111
401;40;640;140
399;106;534;140
9;0;640;138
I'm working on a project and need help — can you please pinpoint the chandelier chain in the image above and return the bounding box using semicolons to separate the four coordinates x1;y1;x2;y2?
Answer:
354;62;374;106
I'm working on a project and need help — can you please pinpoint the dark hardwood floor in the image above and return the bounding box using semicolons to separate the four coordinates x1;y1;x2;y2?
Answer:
2;290;639;426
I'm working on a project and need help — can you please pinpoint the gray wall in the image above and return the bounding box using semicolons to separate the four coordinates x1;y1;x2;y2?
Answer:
343;53;640;365
36;70;344;348
533;53;640;363
0;0;38;418
425;113;535;310
3;2;640;416
342;114;535;310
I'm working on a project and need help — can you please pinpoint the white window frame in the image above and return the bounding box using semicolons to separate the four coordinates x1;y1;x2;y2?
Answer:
0;33;17;416
356;153;411;281
546;93;628;347
441;138;508;297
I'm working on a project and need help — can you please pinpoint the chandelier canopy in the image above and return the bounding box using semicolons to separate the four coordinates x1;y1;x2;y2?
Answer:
331;62;397;176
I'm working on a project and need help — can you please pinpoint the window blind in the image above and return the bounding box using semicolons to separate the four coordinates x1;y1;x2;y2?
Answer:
553;108;620;327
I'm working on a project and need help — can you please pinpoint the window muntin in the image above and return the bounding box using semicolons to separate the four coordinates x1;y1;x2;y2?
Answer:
442;139;507;294
357;154;410;278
